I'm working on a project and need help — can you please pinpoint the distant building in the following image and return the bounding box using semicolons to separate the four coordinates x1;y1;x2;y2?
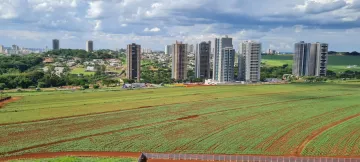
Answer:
165;45;172;55
189;44;194;53
195;41;211;79
172;41;188;80
52;39;60;50
213;35;234;82
86;40;93;52
126;43;141;82
0;45;3;53
293;41;328;77
238;41;262;82
12;45;19;50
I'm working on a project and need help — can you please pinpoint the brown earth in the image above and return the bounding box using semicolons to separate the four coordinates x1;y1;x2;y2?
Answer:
0;97;20;109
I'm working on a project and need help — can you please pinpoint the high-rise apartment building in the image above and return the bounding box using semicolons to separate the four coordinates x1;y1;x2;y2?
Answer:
293;41;328;77
213;35;234;82
238;41;262;82
195;41;211;79
189;44;194;53
0;45;3;53
126;43;141;82
86;40;93;52
172;41;188;80
165;45;172;55
52;39;60;50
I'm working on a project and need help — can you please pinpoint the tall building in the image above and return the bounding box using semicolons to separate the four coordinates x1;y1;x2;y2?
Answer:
189;44;194;53
0;45;3;53
238;41;262;82
293;41;328;77
52;39;60;50
195;41;211;79
86;40;93;52
213;35;234;82
126;43;141;82
172;41;188;80
165;45;172;55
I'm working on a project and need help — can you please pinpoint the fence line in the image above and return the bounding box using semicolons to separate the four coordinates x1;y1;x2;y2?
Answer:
142;153;360;162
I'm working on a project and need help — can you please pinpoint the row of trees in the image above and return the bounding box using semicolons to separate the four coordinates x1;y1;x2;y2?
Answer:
44;49;123;60
0;54;43;74
328;51;360;56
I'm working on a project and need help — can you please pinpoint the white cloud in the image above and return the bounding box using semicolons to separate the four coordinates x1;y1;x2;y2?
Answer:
144;27;161;32
86;1;104;19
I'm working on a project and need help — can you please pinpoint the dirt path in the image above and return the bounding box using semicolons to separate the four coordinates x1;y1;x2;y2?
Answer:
295;113;360;156
0;97;20;109
0;151;141;161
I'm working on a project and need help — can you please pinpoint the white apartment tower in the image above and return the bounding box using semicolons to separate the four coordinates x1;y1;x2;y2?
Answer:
213;36;235;82
238;41;262;82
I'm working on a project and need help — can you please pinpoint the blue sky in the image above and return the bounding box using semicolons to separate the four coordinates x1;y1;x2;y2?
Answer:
0;0;360;51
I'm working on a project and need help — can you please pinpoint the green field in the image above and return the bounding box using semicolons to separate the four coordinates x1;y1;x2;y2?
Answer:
262;55;360;72
10;157;136;162
0;83;360;158
70;67;95;76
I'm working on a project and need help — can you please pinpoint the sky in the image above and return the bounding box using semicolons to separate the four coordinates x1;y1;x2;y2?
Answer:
0;0;360;52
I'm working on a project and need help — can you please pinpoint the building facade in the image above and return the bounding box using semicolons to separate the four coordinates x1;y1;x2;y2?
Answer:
165;45;172;55
0;45;3;53
293;41;328;77
195;41;211;79
86;40;93;52
172;41;188;80
126;43;141;82
238;41;262;82
52;39;60;50
213;35;234;82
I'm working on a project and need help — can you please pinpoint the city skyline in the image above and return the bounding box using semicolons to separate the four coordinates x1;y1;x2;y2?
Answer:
0;1;359;51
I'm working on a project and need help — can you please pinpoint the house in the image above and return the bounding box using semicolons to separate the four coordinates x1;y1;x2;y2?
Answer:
54;67;65;76
83;61;95;66
43;58;54;64
110;62;120;67
93;59;105;65
66;61;76;67
86;66;97;72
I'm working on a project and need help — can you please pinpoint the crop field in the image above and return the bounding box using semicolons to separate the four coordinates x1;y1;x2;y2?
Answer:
262;55;360;72
9;157;137;162
0;83;360;159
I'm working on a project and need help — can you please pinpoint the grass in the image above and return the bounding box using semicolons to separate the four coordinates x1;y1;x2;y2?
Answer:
1;83;360;157
10;157;137;162
70;67;95;76
262;55;360;72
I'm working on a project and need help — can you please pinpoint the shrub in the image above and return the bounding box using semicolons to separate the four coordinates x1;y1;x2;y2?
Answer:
29;86;36;89
82;85;90;89
4;88;9;90
0;83;5;90
93;84;100;89
38;82;46;88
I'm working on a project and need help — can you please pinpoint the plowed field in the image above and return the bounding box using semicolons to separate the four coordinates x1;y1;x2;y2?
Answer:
1;83;360;159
